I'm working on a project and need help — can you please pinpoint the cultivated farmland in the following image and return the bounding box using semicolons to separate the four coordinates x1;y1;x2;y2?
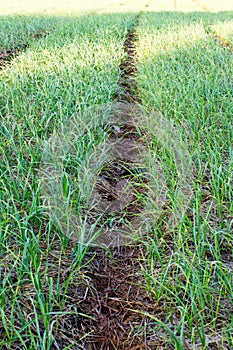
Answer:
0;1;232;349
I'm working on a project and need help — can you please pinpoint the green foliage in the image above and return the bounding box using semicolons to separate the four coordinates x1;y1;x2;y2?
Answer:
136;10;233;348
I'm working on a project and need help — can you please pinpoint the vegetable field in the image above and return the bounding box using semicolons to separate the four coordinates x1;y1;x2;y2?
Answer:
0;0;232;349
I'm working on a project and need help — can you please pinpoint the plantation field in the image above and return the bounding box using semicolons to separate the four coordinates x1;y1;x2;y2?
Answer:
0;0;232;349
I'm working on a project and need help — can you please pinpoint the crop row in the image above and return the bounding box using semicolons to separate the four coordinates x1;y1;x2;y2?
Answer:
0;12;136;349
136;11;233;348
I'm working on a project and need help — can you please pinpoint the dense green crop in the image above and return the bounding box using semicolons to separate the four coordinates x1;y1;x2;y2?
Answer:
0;11;136;348
136;11;233;348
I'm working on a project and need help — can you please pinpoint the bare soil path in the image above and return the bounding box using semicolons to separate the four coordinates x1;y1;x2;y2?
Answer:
75;14;161;349
0;28;50;69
